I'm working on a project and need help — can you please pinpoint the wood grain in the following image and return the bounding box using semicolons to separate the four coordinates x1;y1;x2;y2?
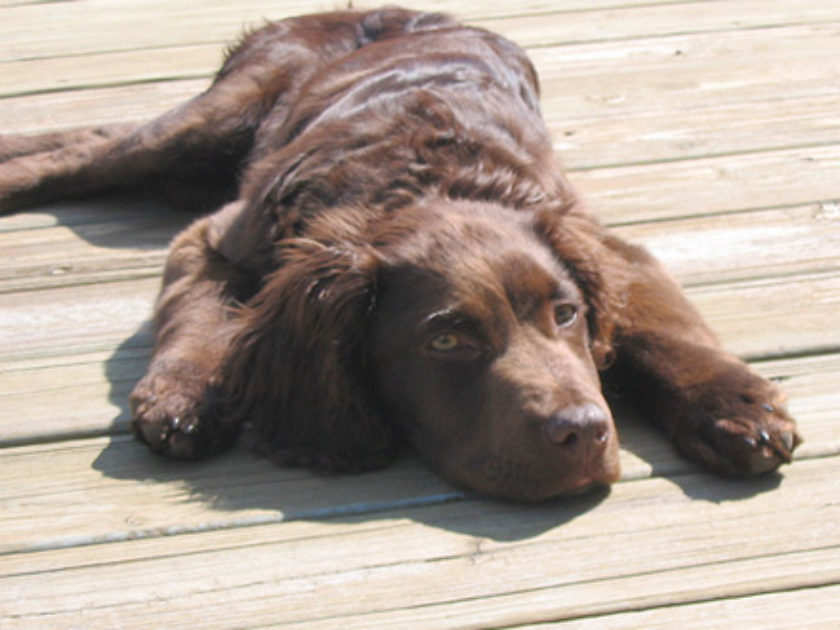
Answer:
1;1;839;627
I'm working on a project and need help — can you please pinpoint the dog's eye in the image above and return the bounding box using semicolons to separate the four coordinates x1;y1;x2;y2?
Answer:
429;333;461;352
554;304;578;328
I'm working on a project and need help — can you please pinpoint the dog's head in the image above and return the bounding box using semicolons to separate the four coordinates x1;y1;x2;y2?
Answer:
224;200;620;500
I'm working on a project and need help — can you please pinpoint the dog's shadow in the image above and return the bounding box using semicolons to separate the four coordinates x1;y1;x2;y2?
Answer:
97;326;784;544
99;327;608;542
28;195;195;252
81;198;781;544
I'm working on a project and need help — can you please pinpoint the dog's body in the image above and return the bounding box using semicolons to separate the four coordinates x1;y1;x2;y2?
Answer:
0;8;799;500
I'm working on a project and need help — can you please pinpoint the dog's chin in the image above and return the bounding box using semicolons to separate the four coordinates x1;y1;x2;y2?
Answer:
557;477;607;497
473;478;615;504
435;454;621;503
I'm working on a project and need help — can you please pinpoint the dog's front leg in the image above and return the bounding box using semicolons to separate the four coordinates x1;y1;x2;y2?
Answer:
130;202;255;459
599;233;801;476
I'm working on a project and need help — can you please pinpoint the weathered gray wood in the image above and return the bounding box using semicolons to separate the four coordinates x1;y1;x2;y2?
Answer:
1;352;836;551
0;79;210;134
2;346;837;463
0;455;836;629
2;43;220;99
576;146;840;223
5;23;840;171
549;94;840;170
2;2;839;628
3;4;838;95
0;348;146;444
2;269;836;363
0;277;157;360
3;201;837;294
0;201;180;293
539;583;840;629
3;0;838;63
615;203;840;286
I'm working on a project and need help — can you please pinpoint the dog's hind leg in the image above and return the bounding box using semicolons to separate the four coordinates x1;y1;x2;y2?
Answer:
0;8;456;213
0;78;262;213
0;124;139;162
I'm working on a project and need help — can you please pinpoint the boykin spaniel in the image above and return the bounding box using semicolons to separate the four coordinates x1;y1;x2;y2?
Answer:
0;8;800;500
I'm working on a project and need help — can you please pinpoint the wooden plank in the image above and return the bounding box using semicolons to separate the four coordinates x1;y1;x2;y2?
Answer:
3;6;839;96
483;1;840;49
5;21;840;133
1;329;837;459
0;0;322;62
0;43;221;99
2;454;832;584
616;203;840;286
0;0;680;62
0;203;180;293
0;276;158;361
0;436;457;555
0;348;146;444
0;456;836;628
576;145;840;223
292;547;840;629
3;267;837;362
0;351;837;549
0;78;210;134
537;53;840;134
3;200;839;293
539;583;840;629
688;270;840;359
550;93;840;170
531;26;840;167
3;0;838;64
528;23;840;108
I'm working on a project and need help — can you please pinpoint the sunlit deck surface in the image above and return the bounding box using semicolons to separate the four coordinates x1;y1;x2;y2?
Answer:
1;1;839;627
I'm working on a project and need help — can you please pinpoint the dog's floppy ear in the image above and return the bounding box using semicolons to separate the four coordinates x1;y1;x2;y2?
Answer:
221;238;397;472
534;206;617;370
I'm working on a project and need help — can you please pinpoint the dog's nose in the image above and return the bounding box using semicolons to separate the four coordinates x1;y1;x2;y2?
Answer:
543;402;611;449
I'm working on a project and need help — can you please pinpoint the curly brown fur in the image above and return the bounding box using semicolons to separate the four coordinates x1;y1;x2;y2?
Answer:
0;7;799;501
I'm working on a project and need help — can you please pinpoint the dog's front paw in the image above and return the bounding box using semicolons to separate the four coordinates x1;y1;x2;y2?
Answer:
669;368;801;477
129;362;236;460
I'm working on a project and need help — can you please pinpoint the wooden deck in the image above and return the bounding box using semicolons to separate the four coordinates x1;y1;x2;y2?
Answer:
2;1;839;627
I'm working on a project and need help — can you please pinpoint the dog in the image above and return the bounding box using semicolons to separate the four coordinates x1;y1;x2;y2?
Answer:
0;8;800;500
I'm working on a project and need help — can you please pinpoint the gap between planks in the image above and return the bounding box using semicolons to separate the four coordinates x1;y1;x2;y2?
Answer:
0;348;837;550
3;200;839;294
2;0;839;65
1;4;838;628
1;267;838;362
5;20;840;131
536;583;840;629
0;455;836;628
3;4;840;95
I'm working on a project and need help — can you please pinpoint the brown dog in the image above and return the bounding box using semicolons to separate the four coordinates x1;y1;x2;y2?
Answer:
0;8;799;500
